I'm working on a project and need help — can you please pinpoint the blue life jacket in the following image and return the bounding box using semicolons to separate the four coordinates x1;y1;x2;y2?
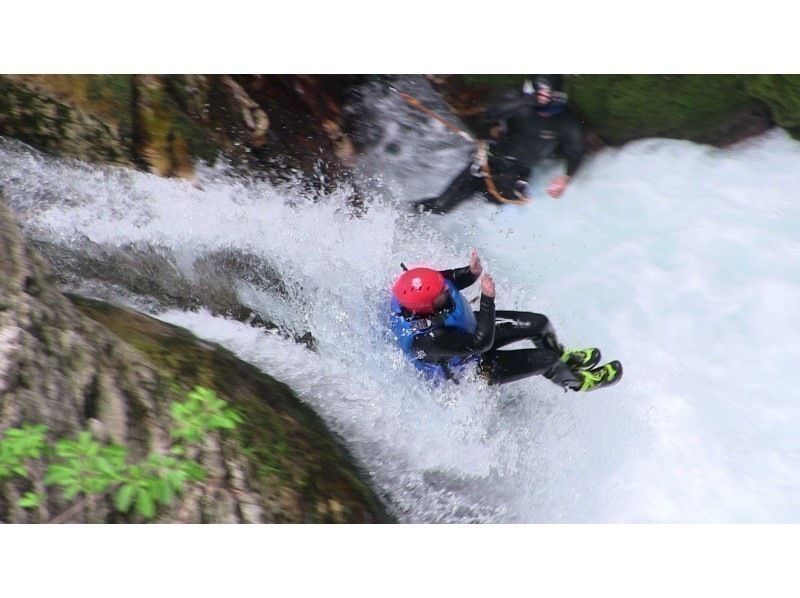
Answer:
390;279;479;382
535;97;567;117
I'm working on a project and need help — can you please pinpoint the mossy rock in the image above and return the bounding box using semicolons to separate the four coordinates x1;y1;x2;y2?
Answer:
0;76;132;164
134;75;220;177
742;75;800;139
434;74;777;147
0;75;231;177
70;295;393;523
8;75;135;137
565;75;767;146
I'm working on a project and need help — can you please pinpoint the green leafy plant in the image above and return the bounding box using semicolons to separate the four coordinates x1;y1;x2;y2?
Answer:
1;386;241;522
113;453;206;518
18;492;43;509
44;433;127;500
0;424;48;510
171;385;243;443
0;424;47;479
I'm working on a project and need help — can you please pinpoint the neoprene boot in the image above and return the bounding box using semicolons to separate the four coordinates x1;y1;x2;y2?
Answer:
544;359;582;390
561;348;602;370
574;361;623;392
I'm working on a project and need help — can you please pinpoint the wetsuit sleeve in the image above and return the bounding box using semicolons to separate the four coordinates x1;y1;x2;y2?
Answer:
485;92;532;121
560;116;584;177
411;294;496;359
440;265;478;290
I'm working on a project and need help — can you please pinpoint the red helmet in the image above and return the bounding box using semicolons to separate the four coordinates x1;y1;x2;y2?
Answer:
392;267;445;314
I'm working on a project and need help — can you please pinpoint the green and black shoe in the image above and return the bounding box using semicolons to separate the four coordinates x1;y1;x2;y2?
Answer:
561;347;602;371
576;360;623;392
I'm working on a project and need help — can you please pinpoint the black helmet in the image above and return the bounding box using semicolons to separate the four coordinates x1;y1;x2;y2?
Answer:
523;75;567;109
534;75;563;93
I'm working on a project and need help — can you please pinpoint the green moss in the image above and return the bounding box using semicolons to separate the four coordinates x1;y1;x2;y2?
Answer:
0;75;221;174
69;295;392;523
86;75;134;113
161;75;210;121
742;75;800;139
439;74;800;146
83;75;136;149
0;76;129;164
0;79;59;153
565;75;758;145
138;78;219;171
10;75;133;126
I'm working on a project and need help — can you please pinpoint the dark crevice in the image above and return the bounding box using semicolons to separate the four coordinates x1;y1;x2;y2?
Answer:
129;75;149;171
83;374;100;421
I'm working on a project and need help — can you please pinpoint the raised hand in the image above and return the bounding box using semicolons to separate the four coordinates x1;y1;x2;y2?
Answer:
546;174;570;199
469;248;482;276
480;273;495;298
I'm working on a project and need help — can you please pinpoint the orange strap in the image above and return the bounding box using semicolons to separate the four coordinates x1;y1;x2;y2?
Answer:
397;92;531;206
397;92;474;141
476;142;531;206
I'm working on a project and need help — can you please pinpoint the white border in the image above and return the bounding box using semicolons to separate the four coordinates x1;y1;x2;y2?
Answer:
2;1;797;72
1;525;797;597
2;4;798;596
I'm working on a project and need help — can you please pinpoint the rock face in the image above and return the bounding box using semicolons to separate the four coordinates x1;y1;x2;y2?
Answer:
0;75;133;165
564;75;773;146
0;195;391;523
5;75;800;177
0;75;360;182
431;74;785;148
743;75;800;138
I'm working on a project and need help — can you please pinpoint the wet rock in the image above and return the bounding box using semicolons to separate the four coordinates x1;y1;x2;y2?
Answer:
0;194;391;523
0;75;363;184
431;74;777;148
0;75;133;165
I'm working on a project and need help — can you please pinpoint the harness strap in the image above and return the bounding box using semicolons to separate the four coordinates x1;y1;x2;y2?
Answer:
397;92;533;206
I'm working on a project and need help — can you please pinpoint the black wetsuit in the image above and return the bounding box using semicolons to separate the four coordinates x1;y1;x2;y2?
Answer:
414;92;584;214
404;265;580;388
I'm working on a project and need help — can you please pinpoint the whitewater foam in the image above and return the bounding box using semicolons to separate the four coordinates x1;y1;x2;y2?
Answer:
2;121;799;522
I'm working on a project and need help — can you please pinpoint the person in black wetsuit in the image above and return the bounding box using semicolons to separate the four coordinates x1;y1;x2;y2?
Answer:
389;250;622;390
413;75;585;214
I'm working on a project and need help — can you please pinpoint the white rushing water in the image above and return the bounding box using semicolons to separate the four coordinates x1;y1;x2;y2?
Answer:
2;105;800;522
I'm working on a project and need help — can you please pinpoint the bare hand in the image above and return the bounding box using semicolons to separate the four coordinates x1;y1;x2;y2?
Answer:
546;174;570;199
480;273;495;298
469;248;482;276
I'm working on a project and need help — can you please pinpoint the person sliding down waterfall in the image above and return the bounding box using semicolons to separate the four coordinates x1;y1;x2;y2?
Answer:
413;75;585;214
389;250;622;390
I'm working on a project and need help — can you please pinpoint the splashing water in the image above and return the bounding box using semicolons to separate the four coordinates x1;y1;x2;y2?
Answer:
2;107;800;522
